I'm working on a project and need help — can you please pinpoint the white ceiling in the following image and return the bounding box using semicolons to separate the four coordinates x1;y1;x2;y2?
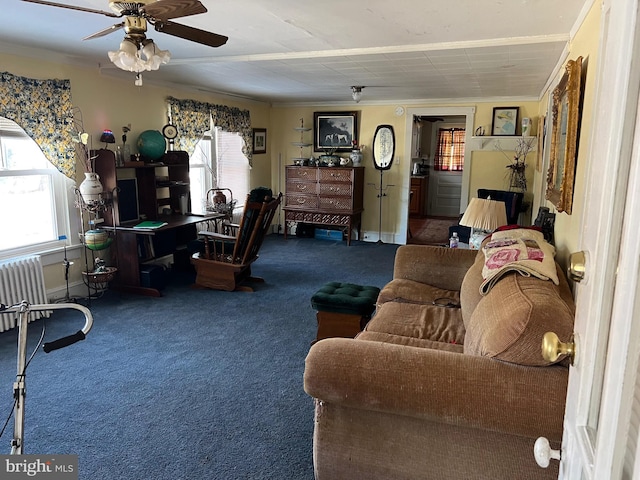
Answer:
1;0;591;104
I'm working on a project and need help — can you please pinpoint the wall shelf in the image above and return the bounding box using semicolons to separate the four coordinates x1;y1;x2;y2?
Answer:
470;136;537;151
292;119;312;165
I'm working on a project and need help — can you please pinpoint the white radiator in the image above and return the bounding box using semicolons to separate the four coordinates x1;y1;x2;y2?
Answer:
0;255;50;332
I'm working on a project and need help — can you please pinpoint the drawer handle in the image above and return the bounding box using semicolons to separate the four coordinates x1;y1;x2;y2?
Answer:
297;185;307;191
296;198;306;204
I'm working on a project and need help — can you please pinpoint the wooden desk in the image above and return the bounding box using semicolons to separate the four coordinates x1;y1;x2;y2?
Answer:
112;214;220;296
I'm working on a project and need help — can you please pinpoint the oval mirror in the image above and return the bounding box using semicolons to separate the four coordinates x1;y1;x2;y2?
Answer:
372;124;395;170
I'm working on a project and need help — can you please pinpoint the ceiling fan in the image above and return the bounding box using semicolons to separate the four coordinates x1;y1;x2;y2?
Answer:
22;0;228;80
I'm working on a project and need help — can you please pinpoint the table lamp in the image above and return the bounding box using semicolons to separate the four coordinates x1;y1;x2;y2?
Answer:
460;197;508;249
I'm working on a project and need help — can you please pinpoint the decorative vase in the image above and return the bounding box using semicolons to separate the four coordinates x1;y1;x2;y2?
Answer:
79;172;103;203
350;149;363;166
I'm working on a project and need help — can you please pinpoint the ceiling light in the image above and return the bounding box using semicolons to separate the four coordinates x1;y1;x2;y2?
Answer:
351;86;364;103
108;36;171;78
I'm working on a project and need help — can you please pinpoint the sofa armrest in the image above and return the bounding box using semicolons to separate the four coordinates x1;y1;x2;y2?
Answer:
392;245;479;291
304;338;568;441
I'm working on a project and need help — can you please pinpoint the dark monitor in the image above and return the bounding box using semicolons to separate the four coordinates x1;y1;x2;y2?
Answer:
116;178;140;225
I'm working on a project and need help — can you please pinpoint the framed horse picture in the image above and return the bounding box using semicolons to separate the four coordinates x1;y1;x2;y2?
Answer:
313;111;359;153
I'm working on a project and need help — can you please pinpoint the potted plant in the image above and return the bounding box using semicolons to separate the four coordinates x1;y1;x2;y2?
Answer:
498;137;536;192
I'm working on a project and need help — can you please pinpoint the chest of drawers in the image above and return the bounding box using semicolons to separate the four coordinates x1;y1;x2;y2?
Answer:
283;166;364;245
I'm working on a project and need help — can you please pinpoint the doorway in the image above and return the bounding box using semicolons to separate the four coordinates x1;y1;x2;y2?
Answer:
402;107;475;245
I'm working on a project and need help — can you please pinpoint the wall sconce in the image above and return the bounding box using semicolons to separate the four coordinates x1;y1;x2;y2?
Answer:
351;86;364;103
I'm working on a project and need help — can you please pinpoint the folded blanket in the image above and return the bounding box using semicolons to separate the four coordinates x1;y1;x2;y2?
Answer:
480;229;558;294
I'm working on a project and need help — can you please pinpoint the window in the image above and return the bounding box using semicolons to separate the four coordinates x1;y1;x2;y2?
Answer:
0;118;74;258
434;128;465;171
189;126;250;215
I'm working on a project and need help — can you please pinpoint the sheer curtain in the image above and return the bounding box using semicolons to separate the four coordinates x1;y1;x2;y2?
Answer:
433;128;465;171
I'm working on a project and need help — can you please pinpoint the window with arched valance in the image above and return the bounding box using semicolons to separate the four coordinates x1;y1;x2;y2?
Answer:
0;71;76;180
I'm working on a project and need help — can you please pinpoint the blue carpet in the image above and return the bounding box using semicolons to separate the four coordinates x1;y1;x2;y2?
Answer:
0;235;399;479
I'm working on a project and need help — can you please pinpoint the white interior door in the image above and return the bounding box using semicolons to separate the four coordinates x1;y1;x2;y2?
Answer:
557;0;640;478
428;170;462;217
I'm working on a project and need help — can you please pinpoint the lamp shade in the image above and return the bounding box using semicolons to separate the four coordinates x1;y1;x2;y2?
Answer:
459;197;508;231
100;129;116;144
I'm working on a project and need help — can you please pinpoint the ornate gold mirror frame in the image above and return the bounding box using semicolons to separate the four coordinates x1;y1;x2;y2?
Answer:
546;56;583;214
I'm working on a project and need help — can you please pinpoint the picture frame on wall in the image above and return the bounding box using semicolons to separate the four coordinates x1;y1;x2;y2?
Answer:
546;56;584;214
313;111;359;152
491;107;519;136
252;128;267;154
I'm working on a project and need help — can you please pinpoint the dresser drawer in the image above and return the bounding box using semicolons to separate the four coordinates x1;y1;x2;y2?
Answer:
319;196;353;210
286;194;319;209
286;181;317;195
286;167;317;181
319;182;353;196
319;168;353;183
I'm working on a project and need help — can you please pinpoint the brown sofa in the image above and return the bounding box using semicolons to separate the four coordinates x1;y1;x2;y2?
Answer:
304;238;575;480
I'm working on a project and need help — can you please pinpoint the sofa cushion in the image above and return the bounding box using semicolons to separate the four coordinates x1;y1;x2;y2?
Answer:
366;301;465;345
377;279;460;308
356;330;464;353
460;251;485;327
464;265;575;366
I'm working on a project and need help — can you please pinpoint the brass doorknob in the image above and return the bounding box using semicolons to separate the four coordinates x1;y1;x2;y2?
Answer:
542;332;576;365
568;251;586;282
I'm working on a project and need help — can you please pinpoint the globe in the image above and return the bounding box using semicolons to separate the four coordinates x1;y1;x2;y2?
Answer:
137;130;166;160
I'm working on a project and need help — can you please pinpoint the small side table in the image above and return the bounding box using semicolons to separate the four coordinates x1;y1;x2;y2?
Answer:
310;282;380;343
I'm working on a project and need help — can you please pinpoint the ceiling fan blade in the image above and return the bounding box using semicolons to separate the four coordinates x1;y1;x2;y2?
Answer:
154;21;228;48
142;0;206;21
21;0;120;18
83;23;125;41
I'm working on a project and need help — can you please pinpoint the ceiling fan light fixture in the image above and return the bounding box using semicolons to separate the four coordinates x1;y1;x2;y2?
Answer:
351;86;364;103
141;39;171;71
108;38;139;70
108;37;171;74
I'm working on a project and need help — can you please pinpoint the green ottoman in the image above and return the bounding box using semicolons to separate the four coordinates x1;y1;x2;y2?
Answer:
310;282;380;343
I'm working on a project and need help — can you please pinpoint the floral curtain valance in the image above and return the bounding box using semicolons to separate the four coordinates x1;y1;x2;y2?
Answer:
0;71;76;179
167;96;253;166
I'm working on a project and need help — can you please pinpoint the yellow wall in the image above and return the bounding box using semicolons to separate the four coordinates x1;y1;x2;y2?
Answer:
535;0;601;267
469;101;540;211
270;105;411;240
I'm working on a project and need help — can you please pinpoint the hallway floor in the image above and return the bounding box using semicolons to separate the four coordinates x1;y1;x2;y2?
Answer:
407;216;458;245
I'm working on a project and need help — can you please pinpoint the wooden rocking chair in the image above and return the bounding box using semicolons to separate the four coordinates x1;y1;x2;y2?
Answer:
191;188;282;291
